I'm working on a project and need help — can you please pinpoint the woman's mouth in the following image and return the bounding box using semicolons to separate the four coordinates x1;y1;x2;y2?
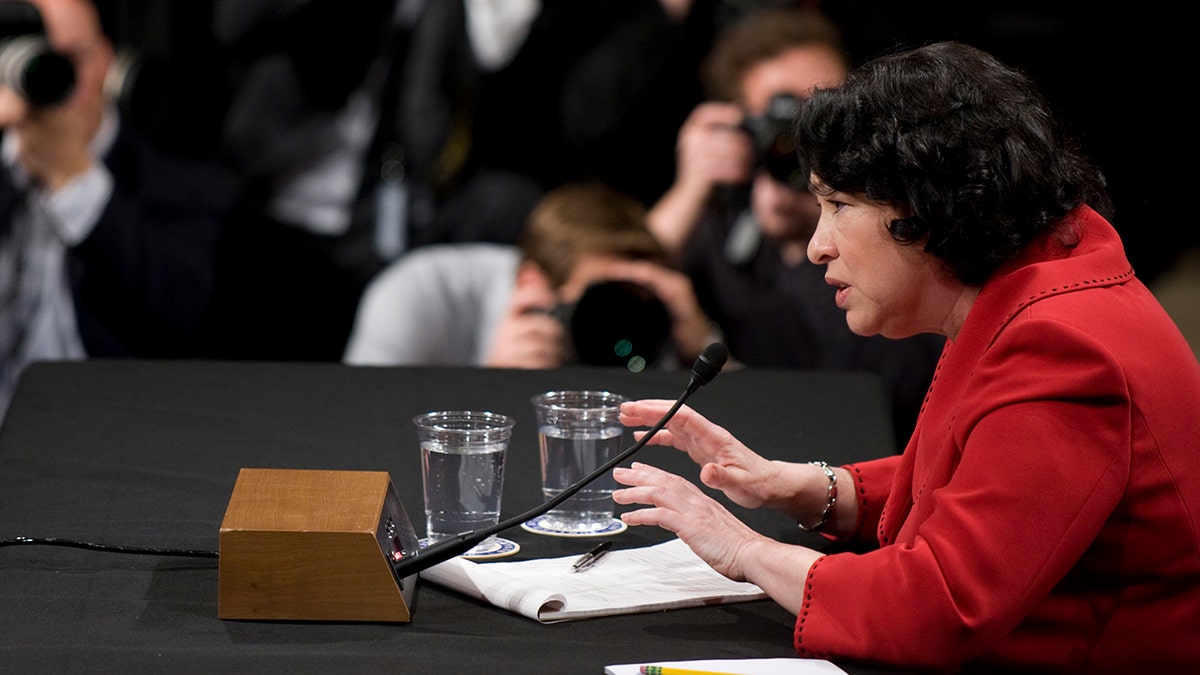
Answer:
826;276;850;308
834;284;850;308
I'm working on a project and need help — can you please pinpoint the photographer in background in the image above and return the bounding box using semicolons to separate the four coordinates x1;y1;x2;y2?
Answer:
647;7;943;449
208;0;715;363
344;181;718;371
0;0;234;424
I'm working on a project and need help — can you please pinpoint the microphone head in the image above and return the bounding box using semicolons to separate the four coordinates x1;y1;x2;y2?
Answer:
690;342;729;388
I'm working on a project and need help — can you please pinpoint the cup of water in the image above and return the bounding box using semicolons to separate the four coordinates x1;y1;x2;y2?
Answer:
523;390;628;537
413;410;515;556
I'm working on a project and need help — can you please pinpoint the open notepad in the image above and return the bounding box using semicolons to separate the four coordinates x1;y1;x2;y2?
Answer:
606;658;848;675
418;538;768;623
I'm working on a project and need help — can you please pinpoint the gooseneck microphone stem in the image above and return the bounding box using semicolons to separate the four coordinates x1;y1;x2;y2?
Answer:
391;343;729;579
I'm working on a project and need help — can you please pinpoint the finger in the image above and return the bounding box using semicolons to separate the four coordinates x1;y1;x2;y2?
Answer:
630;428;676;447
508;281;558;317
611;484;657;505
613;462;668;488
620;410;671;429
690;101;743;126
699;462;733;490
515;329;567;365
619;507;677;531
623;462;702;496
619;399;678;424
614;461;672;487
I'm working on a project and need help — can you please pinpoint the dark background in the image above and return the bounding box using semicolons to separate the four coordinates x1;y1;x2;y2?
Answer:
92;0;1186;284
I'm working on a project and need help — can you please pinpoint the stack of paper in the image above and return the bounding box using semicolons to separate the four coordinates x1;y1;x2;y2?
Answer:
604;658;848;674
419;538;768;623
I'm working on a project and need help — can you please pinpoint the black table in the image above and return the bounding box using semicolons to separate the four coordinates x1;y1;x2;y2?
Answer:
0;360;898;674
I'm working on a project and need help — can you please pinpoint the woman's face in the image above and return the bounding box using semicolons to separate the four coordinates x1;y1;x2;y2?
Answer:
806;179;965;339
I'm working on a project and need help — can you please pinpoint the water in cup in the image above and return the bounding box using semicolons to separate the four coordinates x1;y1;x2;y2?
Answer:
526;390;627;536
538;422;623;528
421;439;507;540
414;410;514;543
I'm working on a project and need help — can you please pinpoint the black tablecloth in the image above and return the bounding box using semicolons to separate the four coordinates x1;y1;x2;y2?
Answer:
0;360;899;674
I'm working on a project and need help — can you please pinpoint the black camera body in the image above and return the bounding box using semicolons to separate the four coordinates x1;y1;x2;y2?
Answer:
0;0;75;106
555;280;671;369
739;92;806;190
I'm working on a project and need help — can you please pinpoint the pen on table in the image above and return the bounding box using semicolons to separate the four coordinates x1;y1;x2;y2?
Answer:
570;540;612;572
638;662;739;667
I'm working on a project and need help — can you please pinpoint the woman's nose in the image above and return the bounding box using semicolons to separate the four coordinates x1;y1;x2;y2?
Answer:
807;216;835;265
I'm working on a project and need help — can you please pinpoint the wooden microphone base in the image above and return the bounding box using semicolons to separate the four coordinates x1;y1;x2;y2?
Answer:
218;468;420;622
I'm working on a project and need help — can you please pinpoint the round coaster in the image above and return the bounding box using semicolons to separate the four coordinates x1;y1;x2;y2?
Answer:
418;537;521;560
520;515;628;538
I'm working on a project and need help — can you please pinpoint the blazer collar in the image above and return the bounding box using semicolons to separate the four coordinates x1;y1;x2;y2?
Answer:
956;206;1135;351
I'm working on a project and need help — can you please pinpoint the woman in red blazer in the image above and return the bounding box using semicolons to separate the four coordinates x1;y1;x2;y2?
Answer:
613;41;1200;673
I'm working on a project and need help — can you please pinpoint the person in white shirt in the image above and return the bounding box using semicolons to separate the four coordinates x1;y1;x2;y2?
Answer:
344;181;718;370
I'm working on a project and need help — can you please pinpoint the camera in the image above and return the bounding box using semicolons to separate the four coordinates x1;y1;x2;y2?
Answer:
739;92;806;191
104;46;165;123
555;280;671;369
0;0;75;106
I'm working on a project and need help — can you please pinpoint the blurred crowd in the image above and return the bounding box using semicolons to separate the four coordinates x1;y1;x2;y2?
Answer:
0;0;1185;428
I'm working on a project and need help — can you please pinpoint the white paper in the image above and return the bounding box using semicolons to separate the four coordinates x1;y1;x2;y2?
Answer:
605;657;848;675
418;538;768;623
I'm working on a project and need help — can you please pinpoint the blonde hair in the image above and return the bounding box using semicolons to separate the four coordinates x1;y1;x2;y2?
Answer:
518;182;668;288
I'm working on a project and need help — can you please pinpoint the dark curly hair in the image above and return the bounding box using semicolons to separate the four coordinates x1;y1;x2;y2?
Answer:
793;41;1111;285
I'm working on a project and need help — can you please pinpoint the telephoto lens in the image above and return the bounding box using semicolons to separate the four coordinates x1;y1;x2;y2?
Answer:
0;1;75;106
559;280;671;369
739;92;806;190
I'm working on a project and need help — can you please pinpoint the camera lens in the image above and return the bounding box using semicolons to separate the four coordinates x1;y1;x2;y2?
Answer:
0;35;75;106
563;280;671;368
760;131;807;190
741;93;808;191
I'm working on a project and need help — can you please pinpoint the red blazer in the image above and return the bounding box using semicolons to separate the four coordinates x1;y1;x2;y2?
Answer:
795;208;1200;673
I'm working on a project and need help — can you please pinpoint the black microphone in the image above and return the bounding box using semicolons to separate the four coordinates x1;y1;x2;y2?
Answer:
688;341;728;391
391;342;729;579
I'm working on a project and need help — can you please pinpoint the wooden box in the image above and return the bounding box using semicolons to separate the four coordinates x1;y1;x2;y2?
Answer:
218;468;419;622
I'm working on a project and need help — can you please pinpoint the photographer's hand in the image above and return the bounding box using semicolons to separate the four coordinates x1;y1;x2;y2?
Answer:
2;0;113;193
597;259;721;366
677;102;755;189
0;85;28;127
483;264;567;368
9;102;95;192
647;102;753;260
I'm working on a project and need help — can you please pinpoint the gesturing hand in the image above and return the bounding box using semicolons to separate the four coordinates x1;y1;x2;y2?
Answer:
613;461;765;582
618;399;787;510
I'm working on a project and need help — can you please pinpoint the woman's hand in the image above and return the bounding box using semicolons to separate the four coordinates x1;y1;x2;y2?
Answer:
613;461;821;614
619;399;855;530
613;461;763;581
619;399;792;510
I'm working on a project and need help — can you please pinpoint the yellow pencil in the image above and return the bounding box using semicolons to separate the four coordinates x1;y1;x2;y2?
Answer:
638;666;741;675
